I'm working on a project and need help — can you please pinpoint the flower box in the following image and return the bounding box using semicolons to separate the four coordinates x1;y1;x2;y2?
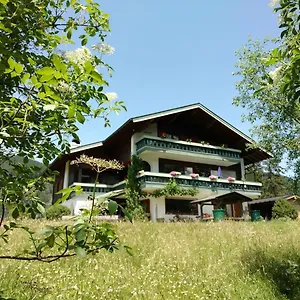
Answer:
190;173;199;179
209;175;218;181
227;176;235;182
170;171;181;176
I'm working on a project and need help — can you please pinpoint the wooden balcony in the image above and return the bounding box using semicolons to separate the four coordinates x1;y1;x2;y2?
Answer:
136;136;241;164
137;172;261;194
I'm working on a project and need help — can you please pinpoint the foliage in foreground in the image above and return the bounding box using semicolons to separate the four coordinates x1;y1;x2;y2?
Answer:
272;199;298;220
1;221;300;299
45;205;71;220
0;0;127;262
233;0;300;186
0;155;130;262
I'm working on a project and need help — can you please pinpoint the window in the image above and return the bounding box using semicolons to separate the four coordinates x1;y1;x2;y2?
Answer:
165;199;197;215
142;161;151;172
184;167;193;176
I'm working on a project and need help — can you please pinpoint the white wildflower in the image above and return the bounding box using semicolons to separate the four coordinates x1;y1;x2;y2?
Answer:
105;92;118;101
65;47;93;66
79;4;87;10
269;66;282;80
92;43;115;55
269;0;278;7
57;81;74;93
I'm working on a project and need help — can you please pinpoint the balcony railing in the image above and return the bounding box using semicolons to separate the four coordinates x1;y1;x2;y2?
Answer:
136;136;241;160
137;172;262;193
70;181;126;193
68;172;262;195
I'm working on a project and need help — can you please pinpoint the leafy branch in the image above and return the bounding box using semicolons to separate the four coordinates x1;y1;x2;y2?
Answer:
148;178;198;198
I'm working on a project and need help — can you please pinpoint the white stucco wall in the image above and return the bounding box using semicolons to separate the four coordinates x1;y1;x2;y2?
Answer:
149;196;165;222
63;193;99;215
131;123;157;155
144;154;159;172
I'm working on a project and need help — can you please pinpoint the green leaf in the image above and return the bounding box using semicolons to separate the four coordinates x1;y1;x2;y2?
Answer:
90;71;104;85
76;112;85;124
37;203;45;215
47;234;55;248
56;187;74;195
28;57;36;66
14;62;23;74
67;28;72;39
75;228;86;241
81;37;88;46
21;73;30;83
121;207;133;223
75;246;86;257
68;106;76;118
40;73;54;82
281;29;288;39
108;200;118;215
40;226;54;236
18;204;25;213
36;67;55;75
36;241;48;252
96;196;108;205
52;54;66;72
8;56;16;69
84;61;94;73
12;207;19;219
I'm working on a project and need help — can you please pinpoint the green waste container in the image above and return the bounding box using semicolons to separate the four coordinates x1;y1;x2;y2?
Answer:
213;209;225;222
251;210;261;221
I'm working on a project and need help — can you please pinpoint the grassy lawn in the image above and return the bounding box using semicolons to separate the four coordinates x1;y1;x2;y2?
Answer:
1;220;300;299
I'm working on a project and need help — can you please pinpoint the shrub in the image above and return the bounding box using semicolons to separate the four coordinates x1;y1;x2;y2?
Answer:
272;199;298;220
45;205;71;220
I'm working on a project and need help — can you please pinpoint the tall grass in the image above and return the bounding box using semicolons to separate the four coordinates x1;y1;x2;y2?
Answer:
1;220;300;299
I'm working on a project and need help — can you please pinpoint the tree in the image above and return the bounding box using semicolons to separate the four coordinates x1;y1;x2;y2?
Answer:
245;160;298;197
233;0;300;183
125;155;145;220
0;0;127;261
272;199;298;220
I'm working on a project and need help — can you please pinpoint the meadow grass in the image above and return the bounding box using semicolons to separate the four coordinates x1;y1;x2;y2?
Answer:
1;220;300;299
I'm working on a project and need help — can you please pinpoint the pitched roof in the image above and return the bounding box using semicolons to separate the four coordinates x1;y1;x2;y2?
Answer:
51;103;272;168
72;103;257;151
248;195;299;205
70;141;103;153
132;103;255;143
191;191;252;204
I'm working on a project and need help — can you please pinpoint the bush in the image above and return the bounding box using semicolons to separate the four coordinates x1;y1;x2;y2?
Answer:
45;204;71;220
272;199;298;220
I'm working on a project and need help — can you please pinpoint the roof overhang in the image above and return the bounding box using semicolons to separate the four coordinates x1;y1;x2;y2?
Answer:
50;103;272;169
133;103;254;144
70;141;103;153
191;191;252;204
248;195;299;205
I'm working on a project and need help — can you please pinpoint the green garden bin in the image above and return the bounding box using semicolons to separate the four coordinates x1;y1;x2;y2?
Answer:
212;209;225;222
251;210;261;221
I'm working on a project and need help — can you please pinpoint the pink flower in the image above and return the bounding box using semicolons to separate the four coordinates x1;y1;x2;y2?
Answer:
209;175;218;180
227;176;235;182
170;171;181;176
190;173;199;178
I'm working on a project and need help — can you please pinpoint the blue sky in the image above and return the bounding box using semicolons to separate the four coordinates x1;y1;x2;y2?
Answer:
78;0;280;144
